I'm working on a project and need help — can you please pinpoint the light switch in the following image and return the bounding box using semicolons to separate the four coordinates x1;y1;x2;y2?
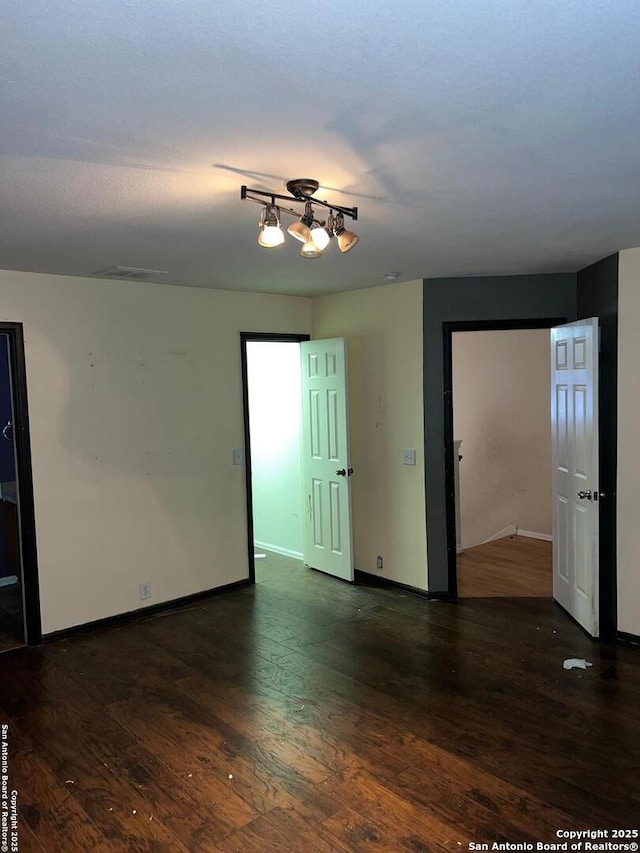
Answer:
402;449;416;466
233;448;244;465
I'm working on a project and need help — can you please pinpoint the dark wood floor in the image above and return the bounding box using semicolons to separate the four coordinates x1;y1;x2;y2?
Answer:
0;551;638;851
457;535;553;598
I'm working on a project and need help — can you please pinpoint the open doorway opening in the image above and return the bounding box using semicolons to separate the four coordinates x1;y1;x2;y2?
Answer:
452;328;552;598
0;324;41;651
0;334;23;650
241;333;309;583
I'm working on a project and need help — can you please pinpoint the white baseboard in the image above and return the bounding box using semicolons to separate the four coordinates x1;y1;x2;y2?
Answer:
516;528;553;542
254;541;303;561
481;525;516;545
0;575;18;588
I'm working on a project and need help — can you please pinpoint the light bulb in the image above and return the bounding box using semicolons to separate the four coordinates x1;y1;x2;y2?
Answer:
300;240;322;258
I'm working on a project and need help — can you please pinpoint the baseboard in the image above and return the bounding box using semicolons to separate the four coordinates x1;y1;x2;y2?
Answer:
254;541;303;561
481;525;516;545
354;569;448;600
516;528;553;542
0;575;18;588
617;630;640;646
43;578;252;644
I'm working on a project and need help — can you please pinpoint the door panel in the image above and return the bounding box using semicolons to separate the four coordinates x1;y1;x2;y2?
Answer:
551;318;599;636
301;338;354;581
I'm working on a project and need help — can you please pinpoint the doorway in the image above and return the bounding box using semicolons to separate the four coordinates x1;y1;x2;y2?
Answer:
451;327;553;598
443;318;565;603
0;323;41;650
240;333;310;583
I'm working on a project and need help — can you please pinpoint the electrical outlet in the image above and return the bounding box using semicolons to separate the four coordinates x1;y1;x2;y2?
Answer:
139;582;151;601
376;555;384;571
402;449;416;466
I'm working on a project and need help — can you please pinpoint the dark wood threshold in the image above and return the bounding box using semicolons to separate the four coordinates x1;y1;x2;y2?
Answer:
43;578;251;643
354;569;448;600
618;630;640;646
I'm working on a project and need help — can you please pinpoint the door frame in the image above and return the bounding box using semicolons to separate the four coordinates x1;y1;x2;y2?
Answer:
240;332;310;584
0;322;41;645
442;317;565;600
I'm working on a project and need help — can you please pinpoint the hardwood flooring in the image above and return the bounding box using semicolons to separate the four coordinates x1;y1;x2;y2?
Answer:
457;534;552;597
0;551;638;851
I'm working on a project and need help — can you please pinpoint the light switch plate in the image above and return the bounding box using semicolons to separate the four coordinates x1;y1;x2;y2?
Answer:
402;449;416;466
233;448;244;465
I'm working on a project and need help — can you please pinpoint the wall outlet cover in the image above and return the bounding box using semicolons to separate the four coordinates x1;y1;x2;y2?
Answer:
139;582;152;600
402;449;416;466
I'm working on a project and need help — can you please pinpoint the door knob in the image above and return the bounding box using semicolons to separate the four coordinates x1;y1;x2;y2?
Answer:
336;468;346;476
577;489;592;500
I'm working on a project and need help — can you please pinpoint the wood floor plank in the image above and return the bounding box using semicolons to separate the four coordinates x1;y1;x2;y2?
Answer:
4;718;118;851
0;548;638;850
319;766;468;849
457;534;552;597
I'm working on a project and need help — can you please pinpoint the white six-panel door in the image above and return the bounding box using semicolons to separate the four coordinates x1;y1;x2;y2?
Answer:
550;318;599;637
300;338;354;581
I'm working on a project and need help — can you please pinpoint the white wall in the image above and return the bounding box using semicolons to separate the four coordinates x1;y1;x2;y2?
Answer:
312;281;427;590
453;329;551;548
246;341;303;559
0;270;311;634
617;247;640;636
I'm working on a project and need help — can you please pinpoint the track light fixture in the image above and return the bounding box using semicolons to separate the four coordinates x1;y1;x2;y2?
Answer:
287;201;314;244
257;204;285;248
241;179;359;258
333;211;359;253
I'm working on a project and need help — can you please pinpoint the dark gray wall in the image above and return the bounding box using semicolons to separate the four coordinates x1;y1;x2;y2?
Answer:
577;253;618;638
423;273;577;593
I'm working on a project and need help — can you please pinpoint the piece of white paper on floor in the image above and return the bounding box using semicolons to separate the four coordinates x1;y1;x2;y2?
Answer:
563;658;593;670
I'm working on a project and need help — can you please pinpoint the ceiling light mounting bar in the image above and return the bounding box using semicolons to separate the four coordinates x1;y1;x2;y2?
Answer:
240;184;358;221
242;194;327;225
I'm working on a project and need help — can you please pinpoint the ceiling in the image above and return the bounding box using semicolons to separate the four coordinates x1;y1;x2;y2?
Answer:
2;0;640;297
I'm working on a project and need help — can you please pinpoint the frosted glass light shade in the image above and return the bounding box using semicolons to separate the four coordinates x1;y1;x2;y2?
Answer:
310;225;331;251
287;221;312;243
258;225;285;247
336;229;359;253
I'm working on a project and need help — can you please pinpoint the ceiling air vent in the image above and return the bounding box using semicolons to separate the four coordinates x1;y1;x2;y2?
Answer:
93;265;169;280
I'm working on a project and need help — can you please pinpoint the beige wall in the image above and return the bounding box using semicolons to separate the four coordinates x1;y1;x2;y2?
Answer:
453;329;552;548
617;248;640;635
312;281;427;589
0;270;311;634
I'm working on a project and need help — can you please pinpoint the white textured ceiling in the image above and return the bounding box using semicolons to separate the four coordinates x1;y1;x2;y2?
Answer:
2;0;640;295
